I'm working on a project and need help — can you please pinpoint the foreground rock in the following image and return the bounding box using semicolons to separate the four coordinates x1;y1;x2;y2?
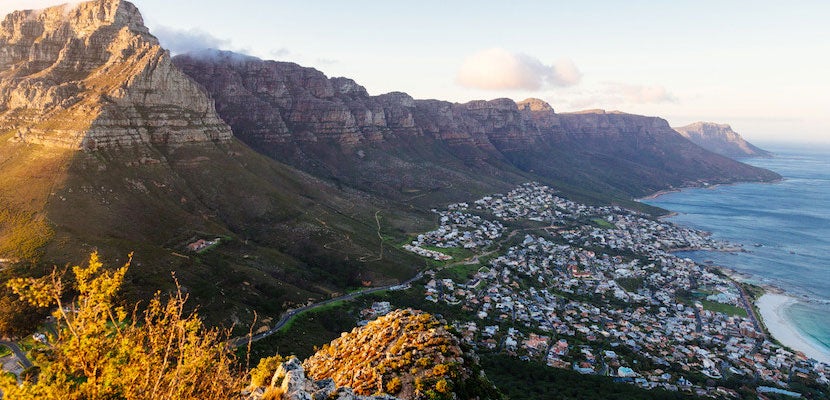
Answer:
674;122;771;158
244;357;399;400
302;309;502;400
245;309;503;400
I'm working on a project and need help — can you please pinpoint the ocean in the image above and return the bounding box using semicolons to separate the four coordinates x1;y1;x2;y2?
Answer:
643;144;830;359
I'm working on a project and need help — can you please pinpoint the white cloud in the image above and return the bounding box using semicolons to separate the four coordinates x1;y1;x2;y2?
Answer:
269;48;291;59
564;82;677;110
457;48;581;91
151;26;233;55
0;1;82;17
608;83;676;104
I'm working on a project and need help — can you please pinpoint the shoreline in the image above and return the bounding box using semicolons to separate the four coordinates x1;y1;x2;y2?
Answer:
637;176;786;202
637;189;680;201
756;293;830;364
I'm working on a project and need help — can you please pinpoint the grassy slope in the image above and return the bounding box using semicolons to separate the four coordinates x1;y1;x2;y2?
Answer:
0;137;432;328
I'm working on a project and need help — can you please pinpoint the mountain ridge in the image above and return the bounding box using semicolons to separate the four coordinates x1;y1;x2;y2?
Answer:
175;49;780;202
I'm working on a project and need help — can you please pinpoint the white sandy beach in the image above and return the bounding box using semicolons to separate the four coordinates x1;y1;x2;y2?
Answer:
756;293;830;364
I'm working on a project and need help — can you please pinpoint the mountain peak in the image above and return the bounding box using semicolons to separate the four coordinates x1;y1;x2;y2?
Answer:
0;0;231;150
2;0;148;38
517;98;554;112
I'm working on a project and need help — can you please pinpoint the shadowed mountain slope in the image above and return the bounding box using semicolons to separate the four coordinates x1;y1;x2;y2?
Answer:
174;50;780;204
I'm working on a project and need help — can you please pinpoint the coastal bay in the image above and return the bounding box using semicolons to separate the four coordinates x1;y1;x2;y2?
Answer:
645;144;830;364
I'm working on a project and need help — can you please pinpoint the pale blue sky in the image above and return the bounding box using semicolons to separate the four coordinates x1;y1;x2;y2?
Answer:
3;0;829;143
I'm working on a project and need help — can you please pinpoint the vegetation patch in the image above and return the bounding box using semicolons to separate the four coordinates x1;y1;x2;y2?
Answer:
616;277;645;293
700;299;747;317
591;217;616;229
435;263;484;283
480;354;696;400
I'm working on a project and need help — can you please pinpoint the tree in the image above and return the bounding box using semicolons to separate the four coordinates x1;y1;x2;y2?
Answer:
0;288;48;339
0;252;243;399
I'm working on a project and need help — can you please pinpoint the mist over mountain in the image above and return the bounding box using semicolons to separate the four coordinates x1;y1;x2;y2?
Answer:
674;122;772;159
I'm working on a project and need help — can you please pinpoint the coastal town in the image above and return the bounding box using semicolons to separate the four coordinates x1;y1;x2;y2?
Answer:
406;183;829;398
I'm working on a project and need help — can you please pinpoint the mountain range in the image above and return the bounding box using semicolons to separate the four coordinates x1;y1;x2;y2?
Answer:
0;0;779;328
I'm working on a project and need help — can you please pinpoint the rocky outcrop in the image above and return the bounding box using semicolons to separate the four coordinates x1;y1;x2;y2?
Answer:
176;51;780;199
244;357;399;400
0;0;231;149
301;309;501;400
243;310;502;400
674;122;771;158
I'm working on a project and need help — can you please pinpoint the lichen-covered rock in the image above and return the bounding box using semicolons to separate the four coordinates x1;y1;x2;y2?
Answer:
302;309;502;400
246;358;403;400
0;0;232;150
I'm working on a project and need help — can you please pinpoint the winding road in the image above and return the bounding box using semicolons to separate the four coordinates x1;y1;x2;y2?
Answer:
233;271;424;347
0;340;32;369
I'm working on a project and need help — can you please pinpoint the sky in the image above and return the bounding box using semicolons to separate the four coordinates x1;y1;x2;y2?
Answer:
3;0;829;144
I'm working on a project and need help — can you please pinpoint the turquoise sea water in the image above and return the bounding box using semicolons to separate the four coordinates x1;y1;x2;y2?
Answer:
644;144;830;358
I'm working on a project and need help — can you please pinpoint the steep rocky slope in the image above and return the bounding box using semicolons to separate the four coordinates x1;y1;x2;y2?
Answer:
173;50;525;206
175;51;780;201
0;0;427;329
0;0;231;149
674;122;771;158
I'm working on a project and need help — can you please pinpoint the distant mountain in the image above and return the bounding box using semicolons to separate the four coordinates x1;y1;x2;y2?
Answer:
673;122;772;158
175;50;780;204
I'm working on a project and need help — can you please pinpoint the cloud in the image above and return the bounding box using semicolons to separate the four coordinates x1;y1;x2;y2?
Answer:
315;58;338;66
457;48;582;91
269;48;291;59
0;1;82;17
608;83;677;104
564;82;677;109
151;26;233;56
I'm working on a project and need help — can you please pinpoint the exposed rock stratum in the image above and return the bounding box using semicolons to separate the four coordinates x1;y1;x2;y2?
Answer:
0;0;231;149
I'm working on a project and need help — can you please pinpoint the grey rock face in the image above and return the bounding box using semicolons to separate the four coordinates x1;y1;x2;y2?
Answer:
0;0;232;150
247;358;401;400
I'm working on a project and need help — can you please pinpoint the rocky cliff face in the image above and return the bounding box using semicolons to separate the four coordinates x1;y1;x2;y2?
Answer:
674;122;771;158
174;50;526;204
176;49;779;199
0;0;231;149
